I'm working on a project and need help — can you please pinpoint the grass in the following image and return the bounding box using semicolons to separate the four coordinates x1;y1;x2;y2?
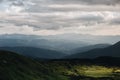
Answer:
41;61;120;80
74;65;113;77
0;50;120;80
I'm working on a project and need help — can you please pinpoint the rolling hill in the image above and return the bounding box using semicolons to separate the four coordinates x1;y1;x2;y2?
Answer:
0;47;67;59
0;50;70;80
70;44;111;54
0;50;120;80
0;50;44;80
67;41;120;59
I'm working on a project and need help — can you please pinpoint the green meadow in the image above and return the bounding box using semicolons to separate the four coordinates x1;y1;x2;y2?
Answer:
41;62;120;80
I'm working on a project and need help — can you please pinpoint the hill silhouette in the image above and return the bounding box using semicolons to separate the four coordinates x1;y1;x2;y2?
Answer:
67;41;120;59
0;50;45;80
0;50;70;80
0;47;66;59
70;44;110;54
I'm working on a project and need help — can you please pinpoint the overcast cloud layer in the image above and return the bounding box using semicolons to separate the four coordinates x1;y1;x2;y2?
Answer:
0;0;120;35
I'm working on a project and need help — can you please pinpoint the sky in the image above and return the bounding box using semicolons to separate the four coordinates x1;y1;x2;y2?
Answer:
0;0;120;36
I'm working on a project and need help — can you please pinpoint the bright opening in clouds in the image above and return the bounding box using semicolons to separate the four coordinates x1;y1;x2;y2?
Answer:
0;0;120;35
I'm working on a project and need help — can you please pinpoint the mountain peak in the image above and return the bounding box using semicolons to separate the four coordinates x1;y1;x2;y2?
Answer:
113;41;120;46
116;41;120;44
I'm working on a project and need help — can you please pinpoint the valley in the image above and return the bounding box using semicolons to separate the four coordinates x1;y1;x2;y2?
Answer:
0;50;120;80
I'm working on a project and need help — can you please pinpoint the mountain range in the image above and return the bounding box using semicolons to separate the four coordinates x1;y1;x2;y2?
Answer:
67;41;120;59
0;34;120;59
0;47;66;59
70;44;111;54
0;34;120;53
0;41;120;59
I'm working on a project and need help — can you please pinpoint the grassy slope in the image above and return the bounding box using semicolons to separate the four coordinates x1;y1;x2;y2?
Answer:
0;50;120;80
0;50;68;80
42;60;120;80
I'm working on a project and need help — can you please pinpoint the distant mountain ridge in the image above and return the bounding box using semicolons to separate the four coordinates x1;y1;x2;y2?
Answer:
0;38;89;53
67;41;120;59
0;47;67;59
0;44;111;59
0;34;120;54
70;44;111;54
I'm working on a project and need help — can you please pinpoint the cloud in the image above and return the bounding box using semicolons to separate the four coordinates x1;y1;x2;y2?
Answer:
109;17;120;25
0;0;34;13
0;0;120;35
78;0;120;5
1;0;120;12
